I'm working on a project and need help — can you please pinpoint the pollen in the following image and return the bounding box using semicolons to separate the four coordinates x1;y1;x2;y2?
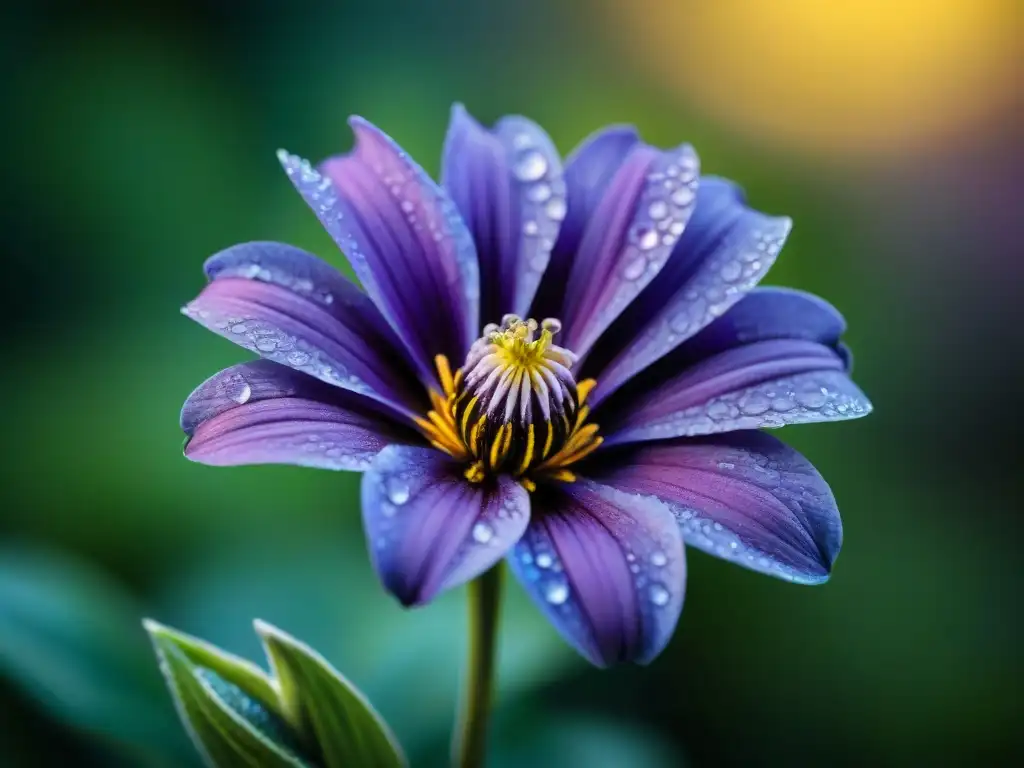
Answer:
414;315;603;488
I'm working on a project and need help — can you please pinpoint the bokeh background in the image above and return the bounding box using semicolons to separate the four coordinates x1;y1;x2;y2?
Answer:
2;0;1022;765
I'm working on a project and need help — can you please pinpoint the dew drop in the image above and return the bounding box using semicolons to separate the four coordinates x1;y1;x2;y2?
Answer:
631;225;659;251
256;338;278;353
648;200;669;220
650;550;668;567
544;197;566;221
720;261;743;282
513;150;548;182
671;187;695;207
526;183;552;203
523;220;540;236
231;382;252;405
649;583;670;606
385;477;410;506
536;552;553;569
544;581;569;605
623;257;646;280
472;521;494;544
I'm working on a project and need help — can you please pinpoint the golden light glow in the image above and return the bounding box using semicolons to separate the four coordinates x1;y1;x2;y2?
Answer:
600;0;1021;158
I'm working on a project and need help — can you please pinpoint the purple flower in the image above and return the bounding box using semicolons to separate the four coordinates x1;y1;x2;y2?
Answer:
180;106;871;667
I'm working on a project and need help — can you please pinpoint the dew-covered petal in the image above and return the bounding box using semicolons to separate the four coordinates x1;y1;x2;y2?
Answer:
672;287;848;366
601;339;871;446
507;479;684;667
594;431;841;584
362;445;530;607
555;144;700;357
183;249;427;421
183;364;418;471
281;118;479;382
532;125;642;322
442;105;565;321
588;178;791;405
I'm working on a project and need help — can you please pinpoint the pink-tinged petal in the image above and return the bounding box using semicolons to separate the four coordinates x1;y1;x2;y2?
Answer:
287;117;478;378
183;363;419;471
183;247;427;421
362;446;530;607
442;104;565;321
507;479;684;667
532;126;641;322
595;431;841;584
557;144;700;357
601;340;871;446
588;178;790;405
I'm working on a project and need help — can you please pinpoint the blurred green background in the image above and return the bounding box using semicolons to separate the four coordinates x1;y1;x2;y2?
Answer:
2;0;1022;765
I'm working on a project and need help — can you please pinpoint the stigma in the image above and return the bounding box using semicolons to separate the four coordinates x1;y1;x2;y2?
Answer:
415;315;603;487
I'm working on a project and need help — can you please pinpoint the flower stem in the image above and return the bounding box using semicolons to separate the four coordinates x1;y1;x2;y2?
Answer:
453;564;503;768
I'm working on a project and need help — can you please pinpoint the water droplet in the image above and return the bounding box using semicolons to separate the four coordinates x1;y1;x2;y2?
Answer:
717;461;736;470
385;477;410;505
651;550;667;567
631;225;659;251
230;323;248;334
256;338;278;353
739;393;771;416
720;261;743;282
513;150;547;182
648;200;669;220
671;187;695;207
472;521;494;544
526;183;552;203
649;583;670;606
523;220;539;236
231;382;252;405
536;552;553;569
544;581;569;605
544;197;566;221
623;257;646;280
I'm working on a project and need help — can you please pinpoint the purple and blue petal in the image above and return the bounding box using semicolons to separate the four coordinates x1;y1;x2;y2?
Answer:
183;361;418;471
183;242;427;422
556;144;700;357
507;479;685;667
531;125;641;320
601;339;871;446
281;118;479;383
671;286;849;366
442;105;565;321
362;445;530;607
593;431;841;584
587;178;790;405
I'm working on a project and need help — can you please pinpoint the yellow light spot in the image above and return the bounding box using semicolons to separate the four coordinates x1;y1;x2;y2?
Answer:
600;0;1020;159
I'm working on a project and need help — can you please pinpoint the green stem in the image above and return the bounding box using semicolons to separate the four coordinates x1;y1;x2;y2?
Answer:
453;564;503;768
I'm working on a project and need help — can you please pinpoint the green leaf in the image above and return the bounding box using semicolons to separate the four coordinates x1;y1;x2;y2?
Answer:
147;625;312;768
255;620;406;768
144;620;280;719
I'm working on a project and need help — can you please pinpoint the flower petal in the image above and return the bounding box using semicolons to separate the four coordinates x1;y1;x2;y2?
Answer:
362;445;530;607
594;431;841;584
183;362;418;471
672;286;848;366
531;125;640;320
555;144;701;357
183;242;427;421
288;118;479;378
587;178;790;405
441;104;565;321
507;479;684;667
601;339;871;446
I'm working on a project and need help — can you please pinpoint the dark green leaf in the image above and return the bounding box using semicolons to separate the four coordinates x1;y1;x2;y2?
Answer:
256;620;406;768
147;625;311;768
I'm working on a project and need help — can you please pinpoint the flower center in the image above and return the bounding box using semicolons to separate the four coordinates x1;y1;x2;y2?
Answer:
415;315;603;489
